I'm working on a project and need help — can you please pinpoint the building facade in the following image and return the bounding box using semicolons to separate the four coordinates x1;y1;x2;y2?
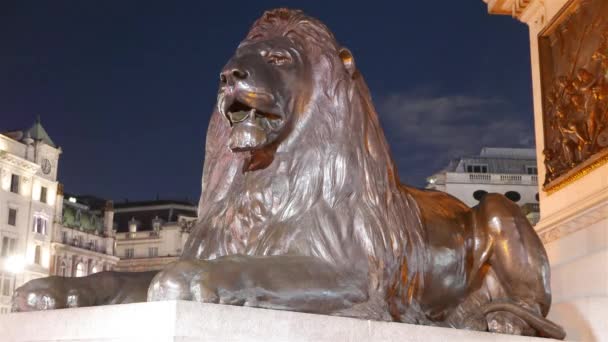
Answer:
113;200;196;272
49;195;118;278
0;119;61;313
426;147;540;224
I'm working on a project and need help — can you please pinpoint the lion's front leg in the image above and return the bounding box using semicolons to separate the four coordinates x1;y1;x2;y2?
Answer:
147;255;368;314
12;271;158;312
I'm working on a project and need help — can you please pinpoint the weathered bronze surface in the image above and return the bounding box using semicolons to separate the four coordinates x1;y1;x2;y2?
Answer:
12;9;564;339
539;0;608;190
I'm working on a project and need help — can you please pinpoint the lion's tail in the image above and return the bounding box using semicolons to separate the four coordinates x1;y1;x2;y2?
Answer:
480;302;566;340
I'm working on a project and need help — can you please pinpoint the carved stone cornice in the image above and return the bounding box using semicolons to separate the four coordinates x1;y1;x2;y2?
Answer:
484;0;545;24
536;186;608;243
0;150;40;175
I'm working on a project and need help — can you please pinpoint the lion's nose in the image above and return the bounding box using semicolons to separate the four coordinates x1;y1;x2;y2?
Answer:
220;68;249;84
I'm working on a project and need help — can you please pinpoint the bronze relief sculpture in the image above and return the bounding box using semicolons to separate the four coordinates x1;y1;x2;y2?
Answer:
12;9;565;339
540;0;608;190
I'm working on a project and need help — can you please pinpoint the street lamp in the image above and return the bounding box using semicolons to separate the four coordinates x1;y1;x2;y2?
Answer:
4;256;25;295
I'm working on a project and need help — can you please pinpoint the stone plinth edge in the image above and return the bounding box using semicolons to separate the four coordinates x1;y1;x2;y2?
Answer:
0;301;562;342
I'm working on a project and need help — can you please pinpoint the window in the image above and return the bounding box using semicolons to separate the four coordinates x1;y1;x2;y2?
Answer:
7;209;17;226
61;231;68;244
505;191;521;203
466;164;488;173
473;190;488;201
59;261;67;277
32;216;48;235
0;273;11;297
535;193;540;202
125;248;135;259
10;175;19;194
148;247;158;257
75;262;86;277
34;245;42;265
91;266;100;274
40;187;47;204
526;166;538;175
0;237;16;257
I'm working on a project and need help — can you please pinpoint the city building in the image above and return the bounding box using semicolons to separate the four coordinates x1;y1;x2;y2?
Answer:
0;118;62;313
49;194;118;277
113;200;196;272
426;147;540;224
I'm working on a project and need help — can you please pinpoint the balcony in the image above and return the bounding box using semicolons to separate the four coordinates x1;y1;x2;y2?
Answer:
442;172;538;186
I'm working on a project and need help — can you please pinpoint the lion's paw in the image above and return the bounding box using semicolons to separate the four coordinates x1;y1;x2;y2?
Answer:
12;278;65;312
486;311;531;335
147;260;209;302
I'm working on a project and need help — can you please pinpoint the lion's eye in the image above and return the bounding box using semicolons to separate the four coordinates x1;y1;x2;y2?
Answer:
266;50;292;66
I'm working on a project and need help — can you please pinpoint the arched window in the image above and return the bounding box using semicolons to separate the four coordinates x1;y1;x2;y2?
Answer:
75;262;86;277
473;190;488;201
91;265;100;274
59;261;66;277
505;191;521;203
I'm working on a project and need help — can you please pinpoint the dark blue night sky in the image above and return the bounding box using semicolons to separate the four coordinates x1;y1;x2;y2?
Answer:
0;1;533;202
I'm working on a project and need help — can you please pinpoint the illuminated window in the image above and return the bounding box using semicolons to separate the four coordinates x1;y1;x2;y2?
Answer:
10;175;19;194
7;209;17;226
125;248;135;259
0;237;16;257
148;247;158;257
34;245;42;265
32;216;48;235
75;262;86;277
40;187;47;204
0;273;11;296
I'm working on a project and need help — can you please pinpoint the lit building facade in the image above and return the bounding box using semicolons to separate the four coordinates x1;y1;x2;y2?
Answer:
113;200;196;272
49;196;118;278
0;119;61;313
426;147;540;224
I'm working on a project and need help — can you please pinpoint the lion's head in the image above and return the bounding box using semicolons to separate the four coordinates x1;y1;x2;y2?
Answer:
216;9;357;154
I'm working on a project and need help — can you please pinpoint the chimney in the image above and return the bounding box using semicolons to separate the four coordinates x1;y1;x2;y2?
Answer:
103;200;115;255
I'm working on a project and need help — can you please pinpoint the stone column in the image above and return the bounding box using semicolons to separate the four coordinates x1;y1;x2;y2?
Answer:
483;0;608;340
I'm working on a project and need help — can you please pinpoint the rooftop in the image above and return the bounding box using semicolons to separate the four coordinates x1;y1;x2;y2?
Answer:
435;147;537;175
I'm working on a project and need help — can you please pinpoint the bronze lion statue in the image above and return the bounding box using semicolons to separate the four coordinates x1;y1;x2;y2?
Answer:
13;8;564;339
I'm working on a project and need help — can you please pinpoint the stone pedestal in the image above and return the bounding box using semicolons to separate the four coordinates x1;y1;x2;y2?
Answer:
0;301;557;342
483;0;608;341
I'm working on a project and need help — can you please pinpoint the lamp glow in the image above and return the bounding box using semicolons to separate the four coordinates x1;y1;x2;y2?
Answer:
5;255;25;274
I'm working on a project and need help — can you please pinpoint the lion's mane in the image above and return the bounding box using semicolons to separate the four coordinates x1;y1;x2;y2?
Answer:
183;8;427;322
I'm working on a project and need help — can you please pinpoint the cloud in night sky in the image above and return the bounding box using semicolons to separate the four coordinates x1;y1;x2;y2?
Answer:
377;90;535;187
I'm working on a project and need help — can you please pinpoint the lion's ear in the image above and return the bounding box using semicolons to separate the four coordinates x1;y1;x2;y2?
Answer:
339;47;356;77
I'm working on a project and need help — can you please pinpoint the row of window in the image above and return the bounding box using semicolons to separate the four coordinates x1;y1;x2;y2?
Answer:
57;260;103;277
5;174;49;203
472;190;539;203
465;164;538;175
2;207;48;234
124;247;158;258
1;237;43;265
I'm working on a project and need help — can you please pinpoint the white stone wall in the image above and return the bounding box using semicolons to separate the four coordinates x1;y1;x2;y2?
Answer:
0;134;61;314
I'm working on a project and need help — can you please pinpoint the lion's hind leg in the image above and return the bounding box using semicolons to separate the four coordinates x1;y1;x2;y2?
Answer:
472;194;563;338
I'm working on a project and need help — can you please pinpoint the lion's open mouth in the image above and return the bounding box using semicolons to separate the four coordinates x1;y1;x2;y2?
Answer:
226;100;282;130
224;100;284;152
